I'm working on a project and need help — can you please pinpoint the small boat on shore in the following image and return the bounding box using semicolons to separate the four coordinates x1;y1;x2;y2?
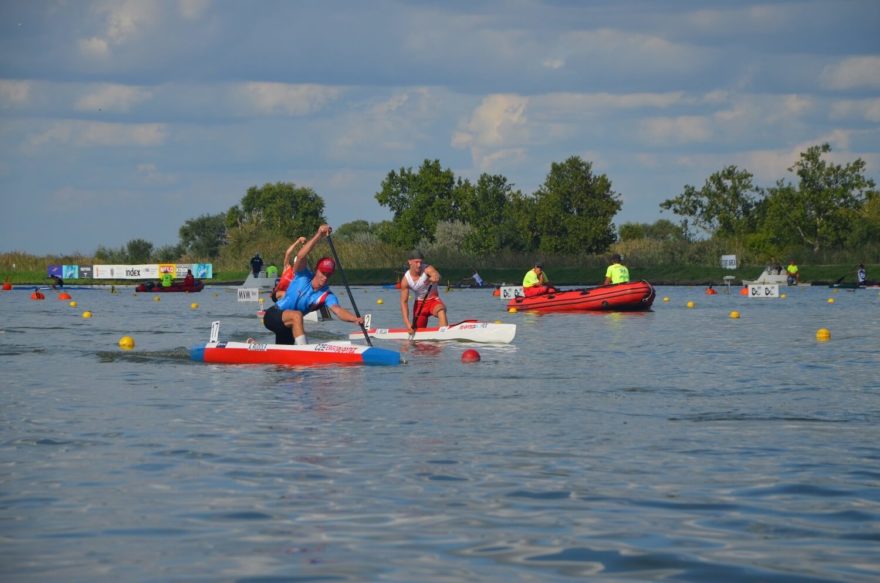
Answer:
349;320;516;343
135;281;204;293
506;281;655;312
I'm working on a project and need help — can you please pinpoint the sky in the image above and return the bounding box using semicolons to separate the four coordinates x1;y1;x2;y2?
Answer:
1;0;879;255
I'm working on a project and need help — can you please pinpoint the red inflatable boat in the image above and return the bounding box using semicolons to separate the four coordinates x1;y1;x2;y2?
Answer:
507;281;655;312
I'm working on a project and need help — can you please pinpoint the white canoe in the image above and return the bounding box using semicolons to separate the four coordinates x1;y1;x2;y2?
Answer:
349;320;516;344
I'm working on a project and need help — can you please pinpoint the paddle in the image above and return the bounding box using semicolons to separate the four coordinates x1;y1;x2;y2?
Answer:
834;275;846;285
325;234;372;347
409;283;433;341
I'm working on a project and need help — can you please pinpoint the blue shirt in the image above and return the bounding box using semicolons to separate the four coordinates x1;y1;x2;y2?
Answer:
275;269;339;313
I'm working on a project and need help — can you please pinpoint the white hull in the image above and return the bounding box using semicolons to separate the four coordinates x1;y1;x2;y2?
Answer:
350;321;516;344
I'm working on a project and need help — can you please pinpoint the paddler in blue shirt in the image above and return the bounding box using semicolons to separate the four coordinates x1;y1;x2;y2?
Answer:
262;224;364;345
603;253;630;285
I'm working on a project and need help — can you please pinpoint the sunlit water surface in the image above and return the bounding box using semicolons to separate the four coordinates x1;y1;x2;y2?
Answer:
1;284;879;582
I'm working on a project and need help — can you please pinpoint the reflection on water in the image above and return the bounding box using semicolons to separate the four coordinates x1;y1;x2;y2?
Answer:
1;285;879;581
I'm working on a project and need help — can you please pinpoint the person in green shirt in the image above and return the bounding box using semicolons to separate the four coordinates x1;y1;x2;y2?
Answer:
603;254;630;285
160;272;174;288
522;262;554;297
786;260;799;285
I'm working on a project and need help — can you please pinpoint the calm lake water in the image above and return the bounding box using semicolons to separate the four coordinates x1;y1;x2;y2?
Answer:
1;283;879;582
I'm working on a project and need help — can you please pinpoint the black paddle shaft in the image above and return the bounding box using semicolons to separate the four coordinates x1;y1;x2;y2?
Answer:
325;234;372;347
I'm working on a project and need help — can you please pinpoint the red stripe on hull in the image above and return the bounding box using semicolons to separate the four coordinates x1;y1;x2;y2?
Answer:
201;346;365;366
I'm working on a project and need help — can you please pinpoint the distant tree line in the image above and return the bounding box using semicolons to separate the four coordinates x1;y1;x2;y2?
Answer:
96;144;877;267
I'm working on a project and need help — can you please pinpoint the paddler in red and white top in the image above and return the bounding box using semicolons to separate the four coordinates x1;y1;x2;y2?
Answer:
400;249;448;333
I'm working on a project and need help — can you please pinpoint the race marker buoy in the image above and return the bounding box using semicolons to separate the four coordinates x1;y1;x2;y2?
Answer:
30;290;45;300
729;310;740;319
190;302;199;309
508;307;517;313
58;292;72;300
377;298;384;305
69;300;77;307
82;311;92;319
686;301;695;309
154;295;161;302
461;349;481;363
492;288;500;297
739;287;749;296
662;296;670;302
827;298;835;304
780;293;787;299
1;282;11;291
816;328;831;342
118;336;135;350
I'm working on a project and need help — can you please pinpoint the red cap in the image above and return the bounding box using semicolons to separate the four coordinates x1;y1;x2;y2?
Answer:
316;257;336;276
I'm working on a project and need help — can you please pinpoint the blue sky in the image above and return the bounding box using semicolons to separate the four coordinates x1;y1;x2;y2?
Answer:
1;0;878;255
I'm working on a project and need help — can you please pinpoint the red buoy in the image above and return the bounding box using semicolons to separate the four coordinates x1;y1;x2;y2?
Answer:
461;349;481;363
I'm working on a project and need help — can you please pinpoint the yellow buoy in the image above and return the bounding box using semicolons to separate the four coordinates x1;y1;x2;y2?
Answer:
495;320;502;324
686;301;695;309
827;298;835;304
816;328;831;342
190;302;199;309
780;293;787;299
508;307;518;313
662;296;670;302
377;298;384;305
69;300;78;307
154;295;161;302
729;310;740;319
82;311;92;319
118;335;135;350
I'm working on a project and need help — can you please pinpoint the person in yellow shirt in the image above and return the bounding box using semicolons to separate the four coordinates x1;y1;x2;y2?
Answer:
786;260;799;285
603;254;630;285
522;262;554;297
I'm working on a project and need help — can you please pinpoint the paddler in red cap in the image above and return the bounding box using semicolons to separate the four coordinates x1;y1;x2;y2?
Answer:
263;224;364;345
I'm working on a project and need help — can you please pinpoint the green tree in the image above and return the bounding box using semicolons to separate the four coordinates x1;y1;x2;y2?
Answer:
660;165;762;239
154;244;184;262
179;213;227;259
227;182;326;239
126;239;154;263
619;219;688;241
761;144;877;252
334;220;373;241
374;160;459;248
533;156;621;254
458;173;524;253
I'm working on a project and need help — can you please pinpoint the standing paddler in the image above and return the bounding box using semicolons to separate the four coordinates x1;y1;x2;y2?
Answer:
400;250;448;334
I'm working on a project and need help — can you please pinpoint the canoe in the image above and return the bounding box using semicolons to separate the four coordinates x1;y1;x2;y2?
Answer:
135;281;204;293
506;281;655;312
349;320;516;343
190;340;402;366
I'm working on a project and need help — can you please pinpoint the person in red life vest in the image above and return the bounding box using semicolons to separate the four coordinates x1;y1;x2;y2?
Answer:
271;236;308;302
182;269;196;290
31;287;45;300
262;225;363;345
522;261;555;297
400;249;448;333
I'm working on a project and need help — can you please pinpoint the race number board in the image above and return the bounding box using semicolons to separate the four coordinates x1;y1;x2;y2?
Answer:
748;284;779;298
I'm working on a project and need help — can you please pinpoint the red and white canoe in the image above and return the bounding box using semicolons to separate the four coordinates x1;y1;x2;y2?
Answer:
349;320;516;344
190;340;401;366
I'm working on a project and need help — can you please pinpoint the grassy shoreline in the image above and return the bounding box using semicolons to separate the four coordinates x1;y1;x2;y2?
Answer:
4;264;873;287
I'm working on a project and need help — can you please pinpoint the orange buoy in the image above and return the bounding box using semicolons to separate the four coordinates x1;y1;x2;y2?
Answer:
31;289;45;300
492;288;500;297
461;349;481;363
58;292;72;300
739;287;749;296
706;288;717;295
2;282;11;291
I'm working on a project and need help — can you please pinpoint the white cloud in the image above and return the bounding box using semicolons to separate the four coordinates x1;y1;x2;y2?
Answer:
822;56;880;90
558;28;705;74
25;121;167;151
641;116;712;145
178;0;210;20
830;98;880;122
452;94;529;149
136;163;177;185
78;0;160;58
0;80;31;106
240;83;342;116
75;84;152;112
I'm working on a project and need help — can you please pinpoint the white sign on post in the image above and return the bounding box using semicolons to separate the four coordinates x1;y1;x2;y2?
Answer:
500;286;524;300
748;284;779;298
720;255;738;269
237;288;260;302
